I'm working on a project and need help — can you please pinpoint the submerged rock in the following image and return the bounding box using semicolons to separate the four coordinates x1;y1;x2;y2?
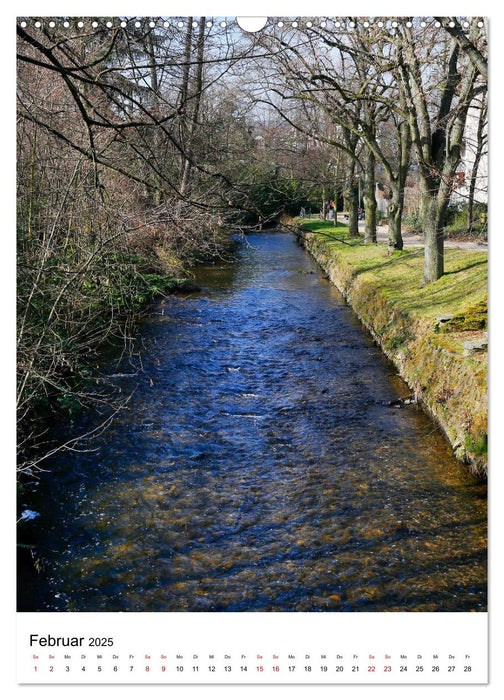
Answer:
177;280;201;293
380;396;417;407
20;509;40;522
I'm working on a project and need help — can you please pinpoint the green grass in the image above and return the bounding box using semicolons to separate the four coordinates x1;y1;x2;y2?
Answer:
300;220;487;323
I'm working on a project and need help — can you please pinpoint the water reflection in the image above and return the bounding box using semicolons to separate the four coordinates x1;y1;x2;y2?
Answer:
18;233;487;612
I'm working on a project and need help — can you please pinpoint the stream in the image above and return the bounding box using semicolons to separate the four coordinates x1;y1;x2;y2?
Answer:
18;232;487;612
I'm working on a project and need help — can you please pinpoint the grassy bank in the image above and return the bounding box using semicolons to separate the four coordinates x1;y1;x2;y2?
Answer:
297;220;488;476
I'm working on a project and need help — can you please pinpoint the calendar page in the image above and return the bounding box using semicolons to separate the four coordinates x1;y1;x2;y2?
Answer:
14;0;492;693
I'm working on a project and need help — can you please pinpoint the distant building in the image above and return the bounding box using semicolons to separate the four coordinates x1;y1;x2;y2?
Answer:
451;96;488;206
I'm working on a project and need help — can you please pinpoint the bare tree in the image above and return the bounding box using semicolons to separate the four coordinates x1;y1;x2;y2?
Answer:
435;17;488;82
16;18;258;471
256;23;414;248
398;19;483;282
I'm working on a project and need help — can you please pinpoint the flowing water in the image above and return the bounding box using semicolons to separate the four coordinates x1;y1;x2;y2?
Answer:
18;232;487;612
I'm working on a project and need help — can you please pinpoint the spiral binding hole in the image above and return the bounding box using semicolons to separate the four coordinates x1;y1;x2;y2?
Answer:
18;17;485;34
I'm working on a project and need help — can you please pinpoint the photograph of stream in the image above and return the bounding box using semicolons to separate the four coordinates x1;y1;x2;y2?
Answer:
17;16;487;614
18;232;487;612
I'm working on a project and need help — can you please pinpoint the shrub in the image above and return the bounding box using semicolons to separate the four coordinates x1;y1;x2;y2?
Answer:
402;209;423;231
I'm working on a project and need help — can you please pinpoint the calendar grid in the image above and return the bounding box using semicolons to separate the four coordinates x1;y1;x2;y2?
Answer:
17;612;488;684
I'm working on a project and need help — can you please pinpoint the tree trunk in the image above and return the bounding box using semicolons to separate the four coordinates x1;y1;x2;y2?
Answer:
346;183;359;237
340;127;360;237
420;108;472;284
178;19;205;212
422;195;445;283
177;18;194;211
146;31;161;206
363;148;376;243
387;181;405;250
400;28;478;283
467;165;478;232
422;165;461;282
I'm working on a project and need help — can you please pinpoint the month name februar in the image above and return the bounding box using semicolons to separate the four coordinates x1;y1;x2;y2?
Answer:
30;634;84;647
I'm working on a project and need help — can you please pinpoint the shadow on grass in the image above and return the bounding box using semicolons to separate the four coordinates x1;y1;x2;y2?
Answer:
443;259;487;275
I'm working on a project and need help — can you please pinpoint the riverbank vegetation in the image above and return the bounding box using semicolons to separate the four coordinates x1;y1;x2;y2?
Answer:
299;220;487;474
17;16;487;474
16;19;244;472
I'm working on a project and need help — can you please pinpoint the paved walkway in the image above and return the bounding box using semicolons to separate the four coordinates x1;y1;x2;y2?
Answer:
374;223;487;252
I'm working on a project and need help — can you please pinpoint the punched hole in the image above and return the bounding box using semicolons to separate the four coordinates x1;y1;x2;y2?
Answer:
236;17;267;32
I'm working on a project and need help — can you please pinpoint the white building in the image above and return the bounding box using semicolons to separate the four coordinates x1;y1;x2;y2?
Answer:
452;95;488;206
